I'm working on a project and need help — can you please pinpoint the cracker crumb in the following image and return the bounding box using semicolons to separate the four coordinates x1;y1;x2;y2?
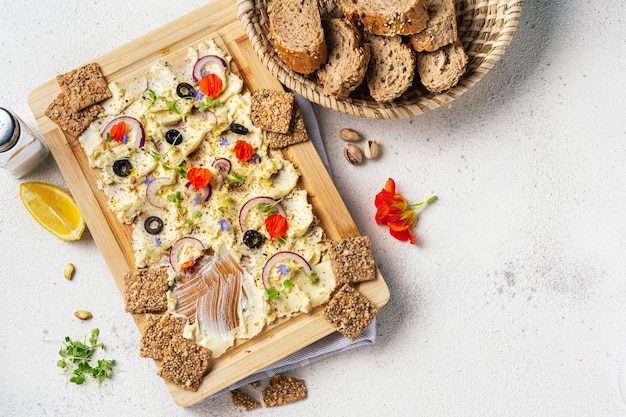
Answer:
139;314;188;360
328;236;376;285
262;374;307;407
250;89;294;134
231;388;262;411
44;94;102;137
123;267;169;313
56;62;112;111
323;284;379;341
157;335;212;391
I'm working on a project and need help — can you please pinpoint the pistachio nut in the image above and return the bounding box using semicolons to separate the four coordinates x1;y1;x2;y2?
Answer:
74;310;93;320
339;128;362;142
63;263;75;280
363;140;379;159
344;144;363;165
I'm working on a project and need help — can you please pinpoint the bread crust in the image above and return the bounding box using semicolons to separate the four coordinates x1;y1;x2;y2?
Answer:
410;0;458;52
416;41;468;93
337;0;429;36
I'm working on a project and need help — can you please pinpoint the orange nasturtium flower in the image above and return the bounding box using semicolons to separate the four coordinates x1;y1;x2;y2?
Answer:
187;167;212;190
199;73;223;99
234;140;254;162
374;178;437;244
109;121;127;142
265;213;288;240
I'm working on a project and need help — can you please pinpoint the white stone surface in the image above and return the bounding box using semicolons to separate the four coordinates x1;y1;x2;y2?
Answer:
1;0;626;415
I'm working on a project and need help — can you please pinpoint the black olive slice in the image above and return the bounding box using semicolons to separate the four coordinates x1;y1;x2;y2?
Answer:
243;230;264;249
176;82;196;99
112;159;132;177
144;216;164;235
165;129;183;146
230;123;248;135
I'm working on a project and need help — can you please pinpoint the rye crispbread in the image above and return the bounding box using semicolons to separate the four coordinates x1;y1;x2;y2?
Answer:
251;89;294;134
262;374;307;407
44;94;102;137
56;62;112;112
322;283;379;342
328;236;376;285
157;335;212;391
123;267;169;314
265;103;310;149
231;388;262;410
139;314;187;360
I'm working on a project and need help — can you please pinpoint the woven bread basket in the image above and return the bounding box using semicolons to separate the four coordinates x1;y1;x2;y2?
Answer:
237;0;522;119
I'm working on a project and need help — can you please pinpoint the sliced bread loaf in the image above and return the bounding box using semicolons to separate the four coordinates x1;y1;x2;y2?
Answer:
267;0;327;74
410;0;458;52
416;41;468;93
364;33;416;102
336;0;429;36
317;18;371;98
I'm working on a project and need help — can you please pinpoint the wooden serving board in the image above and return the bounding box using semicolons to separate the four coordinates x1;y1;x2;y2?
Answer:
27;0;389;406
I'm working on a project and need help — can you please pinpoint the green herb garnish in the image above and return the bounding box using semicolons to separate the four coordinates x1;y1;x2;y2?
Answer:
267;287;279;300
283;279;294;289
57;328;115;385
308;272;319;284
167;191;182;203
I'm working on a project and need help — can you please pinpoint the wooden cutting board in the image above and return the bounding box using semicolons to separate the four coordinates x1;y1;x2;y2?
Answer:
27;0;389;406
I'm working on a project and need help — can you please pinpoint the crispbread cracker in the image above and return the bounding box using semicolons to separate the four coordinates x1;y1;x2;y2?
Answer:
139;314;187;359
157;335;212;391
251;89;294;134
262;374;307;407
123;267;169;313
322;283;379;341
231;388;262;410
265;103;310;149
56;62;112;111
328;235;376;285
44;94;102;137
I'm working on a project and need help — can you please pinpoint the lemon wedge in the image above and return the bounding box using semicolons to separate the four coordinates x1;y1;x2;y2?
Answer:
19;181;86;241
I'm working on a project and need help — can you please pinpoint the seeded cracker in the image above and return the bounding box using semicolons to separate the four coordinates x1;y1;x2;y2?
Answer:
328;235;376;285
157;335;212;391
251;89;294;134
266;103;310;149
139;314;187;360
262;374;307;407
123;267;169;313
323;284;379;342
44;94;102;137
56;62;112;112
231;388;262;411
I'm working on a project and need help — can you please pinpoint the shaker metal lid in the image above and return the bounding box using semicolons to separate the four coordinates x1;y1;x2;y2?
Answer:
0;108;19;152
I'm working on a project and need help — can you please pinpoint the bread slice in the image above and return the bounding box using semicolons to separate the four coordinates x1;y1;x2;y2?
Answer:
416;41;468;93
336;0;429;36
317;18;371;98
364;33;415;102
410;0;458;52
268;0;327;74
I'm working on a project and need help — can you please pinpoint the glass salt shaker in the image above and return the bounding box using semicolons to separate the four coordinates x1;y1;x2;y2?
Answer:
0;107;49;178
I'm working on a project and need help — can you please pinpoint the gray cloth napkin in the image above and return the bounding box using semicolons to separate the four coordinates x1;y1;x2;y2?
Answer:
205;95;376;400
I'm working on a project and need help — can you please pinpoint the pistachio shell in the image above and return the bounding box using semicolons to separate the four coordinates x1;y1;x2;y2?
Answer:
339;128;362;142
344;144;363;165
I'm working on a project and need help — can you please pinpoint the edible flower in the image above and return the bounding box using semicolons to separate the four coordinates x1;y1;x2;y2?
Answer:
277;264;289;276
219;218;230;232
374;178;437;244
109;121;127;142
187;167;212;191
234;140;254;162
265;213;288;240
199;73;223;99
180;260;196;271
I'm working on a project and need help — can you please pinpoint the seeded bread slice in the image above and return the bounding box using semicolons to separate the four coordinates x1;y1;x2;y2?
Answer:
268;0;327;74
317;18;371;98
410;0;458;52
364;33;416;102
417;41;468;93
336;0;429;36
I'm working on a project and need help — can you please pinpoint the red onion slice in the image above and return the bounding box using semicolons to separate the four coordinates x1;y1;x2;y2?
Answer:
146;177;174;209
185;181;212;203
192;55;227;82
238;196;286;231
212;158;231;174
101;116;145;148
168;236;205;272
262;251;312;290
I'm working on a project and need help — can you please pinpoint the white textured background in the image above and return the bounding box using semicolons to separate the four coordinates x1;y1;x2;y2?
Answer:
2;0;626;416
